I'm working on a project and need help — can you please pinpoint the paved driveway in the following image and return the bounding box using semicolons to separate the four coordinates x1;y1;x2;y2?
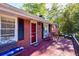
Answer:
17;37;75;56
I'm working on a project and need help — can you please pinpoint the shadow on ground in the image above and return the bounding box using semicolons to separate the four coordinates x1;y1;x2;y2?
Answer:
17;37;75;56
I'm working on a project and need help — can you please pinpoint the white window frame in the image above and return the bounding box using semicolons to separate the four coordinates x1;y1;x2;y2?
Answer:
0;14;18;45
30;20;38;45
43;23;49;38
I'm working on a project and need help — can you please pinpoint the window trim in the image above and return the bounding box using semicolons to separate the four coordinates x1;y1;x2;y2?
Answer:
30;20;38;45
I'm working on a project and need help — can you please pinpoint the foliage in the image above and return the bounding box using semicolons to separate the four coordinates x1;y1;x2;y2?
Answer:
47;4;62;21
22;3;47;17
22;3;79;35
61;4;79;34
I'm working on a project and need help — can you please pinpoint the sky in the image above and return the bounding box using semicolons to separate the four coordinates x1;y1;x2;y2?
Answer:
9;3;23;8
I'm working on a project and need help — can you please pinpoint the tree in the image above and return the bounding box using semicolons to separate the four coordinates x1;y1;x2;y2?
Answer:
47;3;64;22
48;3;79;35
61;4;79;35
22;3;47;17
47;3;65;32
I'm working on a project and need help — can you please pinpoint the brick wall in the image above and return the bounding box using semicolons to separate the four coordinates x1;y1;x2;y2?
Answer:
37;22;43;43
17;19;30;47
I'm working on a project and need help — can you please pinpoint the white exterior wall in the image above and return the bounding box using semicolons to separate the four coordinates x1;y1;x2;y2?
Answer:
15;17;18;42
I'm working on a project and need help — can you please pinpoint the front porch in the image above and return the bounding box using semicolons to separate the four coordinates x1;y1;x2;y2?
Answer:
17;37;75;56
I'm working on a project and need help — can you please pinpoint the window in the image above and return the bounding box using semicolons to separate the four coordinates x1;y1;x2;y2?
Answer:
0;16;16;45
43;24;49;38
18;18;24;41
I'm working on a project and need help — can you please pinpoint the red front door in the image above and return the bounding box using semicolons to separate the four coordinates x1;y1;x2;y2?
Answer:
31;23;36;43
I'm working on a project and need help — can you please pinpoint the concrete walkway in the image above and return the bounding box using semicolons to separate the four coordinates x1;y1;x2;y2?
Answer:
17;37;75;56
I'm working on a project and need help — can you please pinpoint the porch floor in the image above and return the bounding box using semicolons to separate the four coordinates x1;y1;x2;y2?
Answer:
17;37;75;56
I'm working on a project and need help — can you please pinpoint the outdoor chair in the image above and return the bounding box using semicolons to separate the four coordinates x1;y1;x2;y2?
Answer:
64;34;73;39
0;47;24;56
